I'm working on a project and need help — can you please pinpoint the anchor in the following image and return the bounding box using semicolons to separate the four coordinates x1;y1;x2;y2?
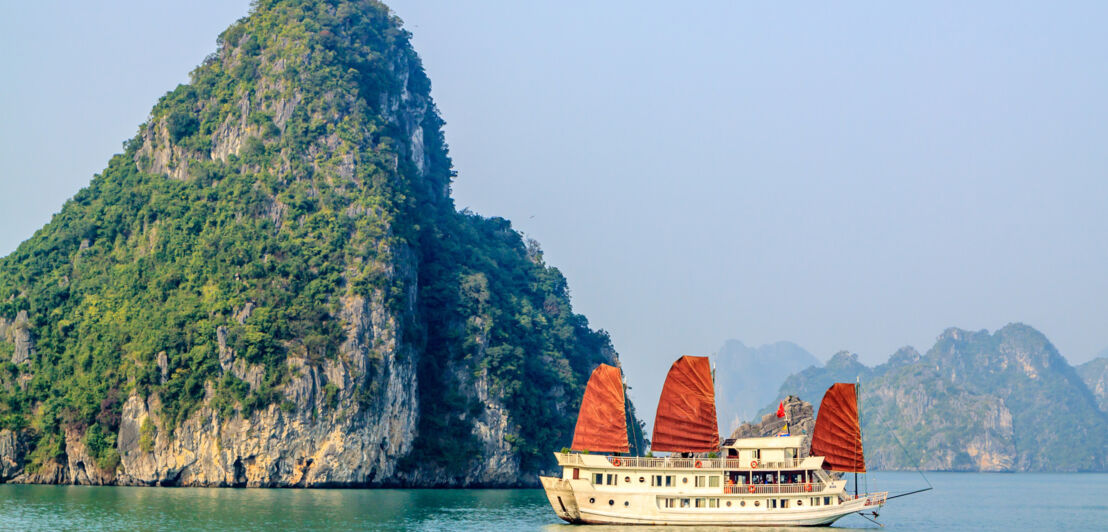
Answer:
857;510;883;527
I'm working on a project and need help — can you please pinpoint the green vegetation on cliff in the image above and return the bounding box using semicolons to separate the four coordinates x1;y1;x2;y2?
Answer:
0;0;640;484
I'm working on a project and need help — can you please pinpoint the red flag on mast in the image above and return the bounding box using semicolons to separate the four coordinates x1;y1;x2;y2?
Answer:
776;401;785;418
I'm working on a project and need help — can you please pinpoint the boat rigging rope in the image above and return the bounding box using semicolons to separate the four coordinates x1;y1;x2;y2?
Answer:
886;430;933;500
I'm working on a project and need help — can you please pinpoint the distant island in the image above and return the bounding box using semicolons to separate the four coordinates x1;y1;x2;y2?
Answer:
762;324;1108;472
712;340;819;434
0;0;644;488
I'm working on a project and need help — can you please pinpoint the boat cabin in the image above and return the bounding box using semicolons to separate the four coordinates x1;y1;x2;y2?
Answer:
723;435;806;465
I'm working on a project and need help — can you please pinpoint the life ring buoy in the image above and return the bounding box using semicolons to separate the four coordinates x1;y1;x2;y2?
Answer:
805;483;813;492
694;460;703;469
748;485;757;494
612;458;622;467
750;460;759;469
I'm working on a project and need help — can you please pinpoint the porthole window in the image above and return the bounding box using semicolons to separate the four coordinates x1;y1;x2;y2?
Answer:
624;476;631;483
639;476;645;483
798;500;803;506
726;501;732;507
754;500;760;507
589;498;595;504
624;501;630;507
740;500;745;507
609;499;615;506
682;477;688;484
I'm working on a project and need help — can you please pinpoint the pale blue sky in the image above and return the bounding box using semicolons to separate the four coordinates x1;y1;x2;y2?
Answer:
3;2;1107;425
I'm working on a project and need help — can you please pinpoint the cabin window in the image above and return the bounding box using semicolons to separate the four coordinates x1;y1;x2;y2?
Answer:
824;496;831;506
663;498;675;508
606;474;617;485
680;498;691;508
709;498;720;508
782;499;791;508
594;473;603;485
695;498;706;508
694;475;706;487
573;468;580;480
769;499;777;509
786;448;796;460
751;449;761;460
654;475;674;487
708;476;721;487
811;497;819;506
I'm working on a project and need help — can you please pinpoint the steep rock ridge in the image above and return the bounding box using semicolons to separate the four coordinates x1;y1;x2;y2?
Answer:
768;324;1108;472
1077;357;1108;414
0;0;637;487
712;340;819;435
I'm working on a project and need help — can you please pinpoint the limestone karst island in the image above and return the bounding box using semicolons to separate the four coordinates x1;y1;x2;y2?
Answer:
0;0;640;488
1;0;1107;530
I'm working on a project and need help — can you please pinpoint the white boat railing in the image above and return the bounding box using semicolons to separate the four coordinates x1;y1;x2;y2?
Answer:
863;492;888;506
723;482;826;495
560;454;584;465
599;456;806;470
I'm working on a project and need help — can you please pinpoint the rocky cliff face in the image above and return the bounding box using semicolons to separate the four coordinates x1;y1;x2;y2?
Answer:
770;324;1108;472
1077;357;1108;414
0;0;631;487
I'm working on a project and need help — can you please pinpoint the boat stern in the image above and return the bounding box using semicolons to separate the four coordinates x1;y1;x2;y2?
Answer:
539;475;581;523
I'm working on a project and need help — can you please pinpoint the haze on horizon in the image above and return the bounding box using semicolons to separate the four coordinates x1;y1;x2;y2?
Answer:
2;1;1106;427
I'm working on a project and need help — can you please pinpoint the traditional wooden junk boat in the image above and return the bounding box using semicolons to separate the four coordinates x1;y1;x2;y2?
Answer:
540;356;887;526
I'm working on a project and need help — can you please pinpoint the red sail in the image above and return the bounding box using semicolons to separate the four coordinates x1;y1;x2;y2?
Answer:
571;364;629;453
811;383;866;472
651;355;720;453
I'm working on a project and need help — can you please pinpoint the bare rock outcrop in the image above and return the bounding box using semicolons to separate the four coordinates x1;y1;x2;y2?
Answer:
0;310;35;364
0;429;28;482
728;395;816;455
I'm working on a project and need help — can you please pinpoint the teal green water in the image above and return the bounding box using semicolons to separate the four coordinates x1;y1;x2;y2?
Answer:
1;473;1105;530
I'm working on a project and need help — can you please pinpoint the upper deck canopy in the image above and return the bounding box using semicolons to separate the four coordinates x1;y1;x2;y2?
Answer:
723;435;806;450
571;364;629;453
651;355;720;453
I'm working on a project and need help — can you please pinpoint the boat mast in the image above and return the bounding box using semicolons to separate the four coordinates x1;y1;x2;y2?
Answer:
854;377;860;498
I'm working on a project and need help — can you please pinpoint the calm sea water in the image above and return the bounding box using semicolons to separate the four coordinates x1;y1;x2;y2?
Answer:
0;472;1105;531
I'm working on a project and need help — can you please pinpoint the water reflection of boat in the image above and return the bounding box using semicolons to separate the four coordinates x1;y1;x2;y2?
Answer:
540;356;886;526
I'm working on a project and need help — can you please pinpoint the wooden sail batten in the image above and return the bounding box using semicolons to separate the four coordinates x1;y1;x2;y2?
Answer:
650;355;720;453
571;364;630;453
810;382;866;472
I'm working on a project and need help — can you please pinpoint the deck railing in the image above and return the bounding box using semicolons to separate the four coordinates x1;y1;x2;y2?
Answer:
863;492;888;507
723;482;826;495
599;456;806;470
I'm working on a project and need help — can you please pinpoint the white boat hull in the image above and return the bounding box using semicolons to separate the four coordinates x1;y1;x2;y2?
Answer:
540;475;880;527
